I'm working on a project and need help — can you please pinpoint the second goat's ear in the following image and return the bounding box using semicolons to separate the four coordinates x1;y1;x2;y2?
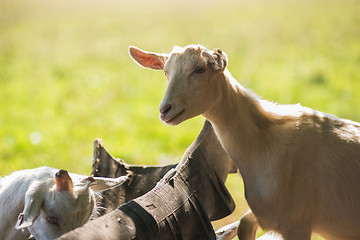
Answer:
16;182;45;230
129;46;168;70
202;48;228;72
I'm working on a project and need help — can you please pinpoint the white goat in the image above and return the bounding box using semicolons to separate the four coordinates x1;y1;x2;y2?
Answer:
0;166;127;240
129;45;360;240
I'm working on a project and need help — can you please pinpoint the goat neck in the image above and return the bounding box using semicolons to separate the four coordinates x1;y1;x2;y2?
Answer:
203;70;273;169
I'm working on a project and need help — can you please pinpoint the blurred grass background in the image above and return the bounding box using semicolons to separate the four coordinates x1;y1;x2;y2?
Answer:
0;0;359;238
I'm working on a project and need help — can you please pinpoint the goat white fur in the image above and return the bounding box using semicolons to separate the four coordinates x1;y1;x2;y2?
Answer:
129;45;360;240
0;166;127;240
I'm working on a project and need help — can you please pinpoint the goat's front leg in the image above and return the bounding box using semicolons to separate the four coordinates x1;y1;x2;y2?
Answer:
237;210;259;240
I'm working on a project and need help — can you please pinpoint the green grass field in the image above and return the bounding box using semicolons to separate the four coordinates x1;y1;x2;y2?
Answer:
1;0;359;238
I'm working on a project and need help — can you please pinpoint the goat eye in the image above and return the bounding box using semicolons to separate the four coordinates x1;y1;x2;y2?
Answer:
46;216;58;225
164;71;169;76
195;66;206;73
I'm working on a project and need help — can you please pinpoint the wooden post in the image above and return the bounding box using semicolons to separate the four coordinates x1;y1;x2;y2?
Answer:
58;120;236;240
91;138;177;216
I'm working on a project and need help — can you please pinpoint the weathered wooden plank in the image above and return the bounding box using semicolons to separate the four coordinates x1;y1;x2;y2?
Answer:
58;120;236;240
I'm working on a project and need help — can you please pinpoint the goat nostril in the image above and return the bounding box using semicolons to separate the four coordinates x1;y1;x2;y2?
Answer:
160;104;172;115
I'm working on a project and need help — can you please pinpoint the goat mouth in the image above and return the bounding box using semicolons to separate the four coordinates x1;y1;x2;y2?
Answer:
163;110;185;124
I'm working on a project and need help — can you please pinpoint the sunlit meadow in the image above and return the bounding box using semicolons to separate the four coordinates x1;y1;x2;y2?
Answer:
0;0;359;238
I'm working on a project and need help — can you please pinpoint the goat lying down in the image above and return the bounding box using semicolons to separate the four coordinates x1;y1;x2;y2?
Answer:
0;166;127;240
129;45;360;240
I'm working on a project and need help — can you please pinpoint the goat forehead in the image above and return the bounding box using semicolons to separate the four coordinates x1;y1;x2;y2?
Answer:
44;192;93;223
166;46;206;73
45;192;74;209
45;189;91;213
170;44;204;55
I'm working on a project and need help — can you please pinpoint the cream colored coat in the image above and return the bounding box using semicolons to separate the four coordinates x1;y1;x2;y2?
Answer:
129;45;360;240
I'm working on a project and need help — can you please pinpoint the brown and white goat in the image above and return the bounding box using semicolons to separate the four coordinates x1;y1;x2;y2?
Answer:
129;45;360;240
0;166;127;240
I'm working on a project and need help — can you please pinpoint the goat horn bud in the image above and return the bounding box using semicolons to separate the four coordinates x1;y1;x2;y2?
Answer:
214;48;222;55
80;176;96;184
55;170;73;193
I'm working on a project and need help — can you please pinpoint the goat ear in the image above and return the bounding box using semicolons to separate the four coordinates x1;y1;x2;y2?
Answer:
87;176;128;193
202;48;228;71
129;46;168;70
16;182;45;229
